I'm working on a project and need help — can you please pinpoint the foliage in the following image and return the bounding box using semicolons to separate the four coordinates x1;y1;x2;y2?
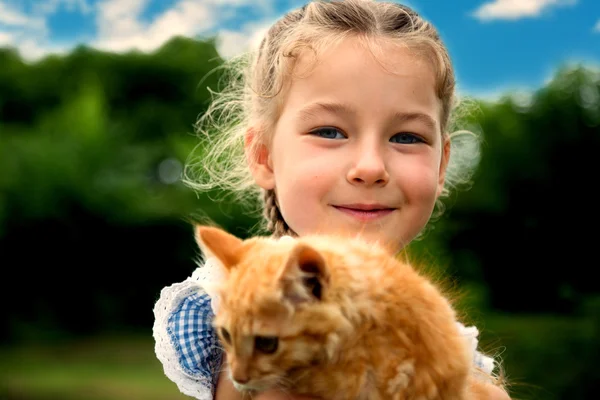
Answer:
0;38;598;399
436;65;600;314
0;37;259;342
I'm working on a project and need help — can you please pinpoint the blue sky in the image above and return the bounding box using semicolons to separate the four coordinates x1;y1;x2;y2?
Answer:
0;0;598;98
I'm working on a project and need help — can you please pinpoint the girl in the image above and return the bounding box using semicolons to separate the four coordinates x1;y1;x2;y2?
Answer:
153;1;510;399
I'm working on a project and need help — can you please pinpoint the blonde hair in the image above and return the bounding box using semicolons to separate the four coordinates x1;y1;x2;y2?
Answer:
185;0;481;237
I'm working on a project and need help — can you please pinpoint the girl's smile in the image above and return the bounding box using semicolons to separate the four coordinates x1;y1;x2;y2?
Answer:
331;204;396;222
251;36;450;254
153;1;510;399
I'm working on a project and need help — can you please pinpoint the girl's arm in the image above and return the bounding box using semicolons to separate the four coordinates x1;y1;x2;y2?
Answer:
475;383;511;400
256;393;318;400
215;376;508;400
215;356;509;400
489;386;511;400
214;365;242;400
470;377;511;400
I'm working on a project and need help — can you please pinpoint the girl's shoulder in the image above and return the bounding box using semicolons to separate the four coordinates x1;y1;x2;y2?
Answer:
152;258;225;399
190;257;226;312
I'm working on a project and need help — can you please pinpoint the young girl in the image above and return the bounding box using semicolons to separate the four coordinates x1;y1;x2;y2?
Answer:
153;1;510;399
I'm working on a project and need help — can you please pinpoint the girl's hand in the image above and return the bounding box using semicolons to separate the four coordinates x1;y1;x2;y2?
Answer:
214;363;242;400
214;359;318;400
482;384;511;400
471;381;511;400
255;386;509;400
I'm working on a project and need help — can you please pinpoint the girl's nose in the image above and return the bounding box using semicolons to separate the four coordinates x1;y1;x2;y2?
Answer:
346;146;389;186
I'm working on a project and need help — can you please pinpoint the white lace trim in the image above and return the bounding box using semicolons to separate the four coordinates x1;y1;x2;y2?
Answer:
191;257;225;314
457;323;496;375
152;258;223;400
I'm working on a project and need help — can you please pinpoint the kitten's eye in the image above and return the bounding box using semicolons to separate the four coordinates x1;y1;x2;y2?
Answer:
254;336;278;354
390;132;424;144
220;328;231;344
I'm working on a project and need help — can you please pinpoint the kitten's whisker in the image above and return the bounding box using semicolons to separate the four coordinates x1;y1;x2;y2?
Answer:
217;367;228;374
275;375;295;387
273;381;294;399
292;368;312;383
215;363;230;376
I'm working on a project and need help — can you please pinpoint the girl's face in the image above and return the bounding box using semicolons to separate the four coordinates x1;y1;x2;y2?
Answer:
250;36;449;254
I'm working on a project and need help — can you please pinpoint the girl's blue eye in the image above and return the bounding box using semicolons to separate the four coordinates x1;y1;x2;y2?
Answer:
390;133;423;144
309;127;346;139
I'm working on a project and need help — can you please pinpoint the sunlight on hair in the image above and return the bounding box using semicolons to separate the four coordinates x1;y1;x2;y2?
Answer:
185;0;483;235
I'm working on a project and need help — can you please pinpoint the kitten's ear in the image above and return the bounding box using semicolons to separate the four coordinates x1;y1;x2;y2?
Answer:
194;225;243;271
278;243;329;304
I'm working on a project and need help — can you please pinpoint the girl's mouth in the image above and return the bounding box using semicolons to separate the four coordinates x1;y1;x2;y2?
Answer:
333;205;396;221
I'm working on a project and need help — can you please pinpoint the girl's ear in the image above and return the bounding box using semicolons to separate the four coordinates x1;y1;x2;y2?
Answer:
245;127;275;190
436;136;451;198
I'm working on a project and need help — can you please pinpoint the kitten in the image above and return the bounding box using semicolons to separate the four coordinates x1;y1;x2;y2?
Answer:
195;225;477;400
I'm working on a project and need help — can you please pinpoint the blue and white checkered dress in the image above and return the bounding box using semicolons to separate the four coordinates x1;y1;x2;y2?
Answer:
153;258;496;400
153;259;225;400
168;292;222;387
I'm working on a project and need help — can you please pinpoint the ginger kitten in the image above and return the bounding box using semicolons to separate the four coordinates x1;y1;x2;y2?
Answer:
195;225;477;400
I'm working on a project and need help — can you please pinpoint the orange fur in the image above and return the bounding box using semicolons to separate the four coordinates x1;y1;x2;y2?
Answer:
196;226;479;400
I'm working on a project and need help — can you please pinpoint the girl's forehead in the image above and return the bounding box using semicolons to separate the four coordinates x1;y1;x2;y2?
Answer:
281;36;441;125
292;35;435;82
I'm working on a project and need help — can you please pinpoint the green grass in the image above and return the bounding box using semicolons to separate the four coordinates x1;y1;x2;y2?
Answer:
0;334;191;400
468;313;599;400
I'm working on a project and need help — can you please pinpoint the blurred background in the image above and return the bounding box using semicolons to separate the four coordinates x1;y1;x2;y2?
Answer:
0;1;599;399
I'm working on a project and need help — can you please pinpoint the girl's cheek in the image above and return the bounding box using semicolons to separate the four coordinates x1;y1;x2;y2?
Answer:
403;164;440;201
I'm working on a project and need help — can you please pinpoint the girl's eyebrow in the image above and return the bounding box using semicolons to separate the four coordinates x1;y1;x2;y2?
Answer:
297;101;437;130
297;101;354;121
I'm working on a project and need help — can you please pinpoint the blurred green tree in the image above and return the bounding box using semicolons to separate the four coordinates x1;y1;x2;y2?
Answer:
0;37;598;400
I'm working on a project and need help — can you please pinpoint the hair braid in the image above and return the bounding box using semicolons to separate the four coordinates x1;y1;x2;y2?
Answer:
262;189;297;238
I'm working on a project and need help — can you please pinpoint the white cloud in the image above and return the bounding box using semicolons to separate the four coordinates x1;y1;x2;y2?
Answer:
0;0;290;62
92;0;260;54
34;0;93;15
213;1;306;58
15;38;69;60
472;0;577;21
95;0;148;41
216;21;272;59
0;1;45;29
0;30;14;46
594;20;600;32
0;1;51;61
0;1;96;61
